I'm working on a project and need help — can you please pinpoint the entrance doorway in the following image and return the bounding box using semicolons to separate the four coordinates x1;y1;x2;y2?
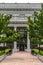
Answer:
17;27;27;51
19;44;24;51
17;43;27;51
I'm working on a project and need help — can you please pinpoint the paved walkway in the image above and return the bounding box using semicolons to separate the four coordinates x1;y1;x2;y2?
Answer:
0;52;43;65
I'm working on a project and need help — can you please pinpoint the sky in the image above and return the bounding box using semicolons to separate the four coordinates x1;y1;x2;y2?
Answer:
0;0;43;3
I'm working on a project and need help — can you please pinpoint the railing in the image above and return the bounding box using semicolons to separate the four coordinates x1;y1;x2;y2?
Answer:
0;3;41;9
10;17;28;22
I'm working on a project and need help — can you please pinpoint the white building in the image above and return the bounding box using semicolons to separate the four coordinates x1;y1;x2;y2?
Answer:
0;3;41;52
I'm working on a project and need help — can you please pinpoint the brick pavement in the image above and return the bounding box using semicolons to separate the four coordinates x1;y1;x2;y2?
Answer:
0;52;43;65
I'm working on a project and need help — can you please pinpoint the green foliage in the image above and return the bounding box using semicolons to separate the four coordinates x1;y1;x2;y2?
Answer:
33;49;39;54
27;4;43;45
33;49;43;56
0;14;12;34
0;49;11;56
5;48;11;54
27;17;35;39
0;13;21;43
0;50;4;56
40;50;43;56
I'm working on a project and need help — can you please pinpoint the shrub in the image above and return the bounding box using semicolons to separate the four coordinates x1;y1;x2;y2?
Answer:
33;49;39;54
40;50;43;56
0;50;4;56
0;48;11;56
33;49;43;56
5;49;11;54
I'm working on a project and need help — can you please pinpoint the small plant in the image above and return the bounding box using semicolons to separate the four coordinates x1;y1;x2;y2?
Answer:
40;50;43;56
33;49;39;54
33;48;43;56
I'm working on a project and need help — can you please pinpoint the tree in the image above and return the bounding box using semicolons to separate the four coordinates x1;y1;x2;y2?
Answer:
0;13;21;43
27;4;43;49
27;16;36;48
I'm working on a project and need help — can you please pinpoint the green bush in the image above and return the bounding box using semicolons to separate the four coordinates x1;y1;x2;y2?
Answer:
40;50;43;56
33;49;39;54
0;48;11;56
5;49;11;54
33;49;43;56
0;50;4;56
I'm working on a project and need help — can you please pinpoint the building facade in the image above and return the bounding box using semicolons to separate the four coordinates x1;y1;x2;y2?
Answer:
0;3;41;52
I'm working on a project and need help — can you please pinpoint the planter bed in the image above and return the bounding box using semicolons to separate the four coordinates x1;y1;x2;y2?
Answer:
33;49;43;55
0;48;12;62
33;49;43;62
38;54;43;62
0;54;6;62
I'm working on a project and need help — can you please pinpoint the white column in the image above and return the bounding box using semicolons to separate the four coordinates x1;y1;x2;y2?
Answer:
13;27;18;52
14;27;16;31
25;32;31;52
27;32;31;50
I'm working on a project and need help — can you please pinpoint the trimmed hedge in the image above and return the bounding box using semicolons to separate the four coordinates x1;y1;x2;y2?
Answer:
33;49;39;54
5;49;11;54
0;48;11;56
33;49;43;56
0;50;4;56
40;50;43;56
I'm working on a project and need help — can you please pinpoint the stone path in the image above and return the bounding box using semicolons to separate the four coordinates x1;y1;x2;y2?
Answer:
0;52;43;65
